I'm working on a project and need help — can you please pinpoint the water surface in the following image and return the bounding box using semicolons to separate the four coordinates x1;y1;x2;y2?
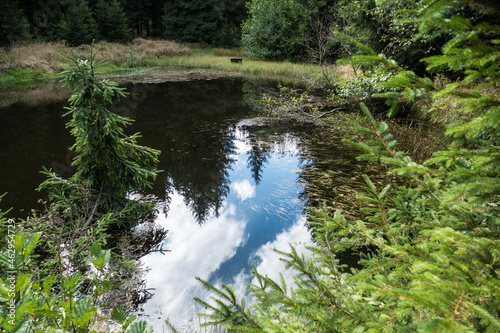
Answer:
0;77;371;330
139;122;313;329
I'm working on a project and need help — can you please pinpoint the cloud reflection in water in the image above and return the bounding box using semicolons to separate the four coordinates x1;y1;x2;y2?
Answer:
139;121;313;330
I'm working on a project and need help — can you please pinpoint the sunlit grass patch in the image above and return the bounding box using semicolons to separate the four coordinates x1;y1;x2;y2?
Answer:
212;48;244;57
0;68;53;90
158;53;332;86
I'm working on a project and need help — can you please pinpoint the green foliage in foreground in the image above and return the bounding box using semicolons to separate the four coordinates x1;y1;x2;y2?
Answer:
187;0;500;332
0;45;163;332
38;44;161;229
0;228;153;333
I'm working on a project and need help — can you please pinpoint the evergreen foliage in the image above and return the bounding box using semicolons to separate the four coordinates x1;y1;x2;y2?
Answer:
163;0;222;45
38;45;161;229
121;0;151;36
187;0;500;332
0;0;31;46
95;0;131;43
216;0;247;48
335;0;385;56
242;0;303;60
61;0;98;46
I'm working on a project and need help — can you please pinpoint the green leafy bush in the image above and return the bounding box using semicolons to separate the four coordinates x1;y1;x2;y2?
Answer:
0;228;153;333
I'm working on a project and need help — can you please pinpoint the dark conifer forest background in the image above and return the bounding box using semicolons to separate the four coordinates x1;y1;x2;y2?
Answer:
3;0;499;74
1;0;247;47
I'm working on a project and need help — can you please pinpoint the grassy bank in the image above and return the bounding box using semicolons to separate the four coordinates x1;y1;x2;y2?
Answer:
155;48;332;86
0;68;53;90
0;39;191;89
0;39;337;90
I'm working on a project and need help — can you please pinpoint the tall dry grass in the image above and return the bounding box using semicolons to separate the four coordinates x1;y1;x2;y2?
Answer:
0;41;71;73
332;64;358;82
0;39;191;74
425;73;500;128
131;38;191;58
388;119;448;163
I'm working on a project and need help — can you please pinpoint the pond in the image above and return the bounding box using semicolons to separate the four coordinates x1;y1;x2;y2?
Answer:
0;77;373;330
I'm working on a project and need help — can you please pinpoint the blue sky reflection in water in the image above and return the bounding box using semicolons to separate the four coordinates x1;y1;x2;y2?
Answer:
0;77;372;331
140;123;313;329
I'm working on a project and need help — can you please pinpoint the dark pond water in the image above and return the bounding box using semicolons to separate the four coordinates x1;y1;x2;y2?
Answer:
0;77;373;330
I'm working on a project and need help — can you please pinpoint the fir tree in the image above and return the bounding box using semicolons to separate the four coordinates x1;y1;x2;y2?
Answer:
61;0;98;46
0;0;31;46
95;0;131;43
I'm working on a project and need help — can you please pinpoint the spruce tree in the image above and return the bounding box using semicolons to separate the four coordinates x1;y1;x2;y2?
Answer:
0;0;31;46
95;0;131;43
61;0;98;46
39;45;161;228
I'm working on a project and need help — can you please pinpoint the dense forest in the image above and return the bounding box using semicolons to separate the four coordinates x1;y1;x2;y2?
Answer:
4;0;497;71
1;0;247;47
1;0;499;332
2;0;499;79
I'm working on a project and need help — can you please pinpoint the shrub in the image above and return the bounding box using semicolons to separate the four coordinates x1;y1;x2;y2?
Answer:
0;226;154;333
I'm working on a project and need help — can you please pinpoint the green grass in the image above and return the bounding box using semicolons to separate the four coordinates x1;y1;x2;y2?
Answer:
1;46;337;90
155;51;332;86
0;68;55;90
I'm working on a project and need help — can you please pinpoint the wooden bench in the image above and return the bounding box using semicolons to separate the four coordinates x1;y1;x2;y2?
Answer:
230;58;243;64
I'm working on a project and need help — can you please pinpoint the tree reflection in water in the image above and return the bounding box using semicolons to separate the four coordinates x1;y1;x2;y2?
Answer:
0;77;384;328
